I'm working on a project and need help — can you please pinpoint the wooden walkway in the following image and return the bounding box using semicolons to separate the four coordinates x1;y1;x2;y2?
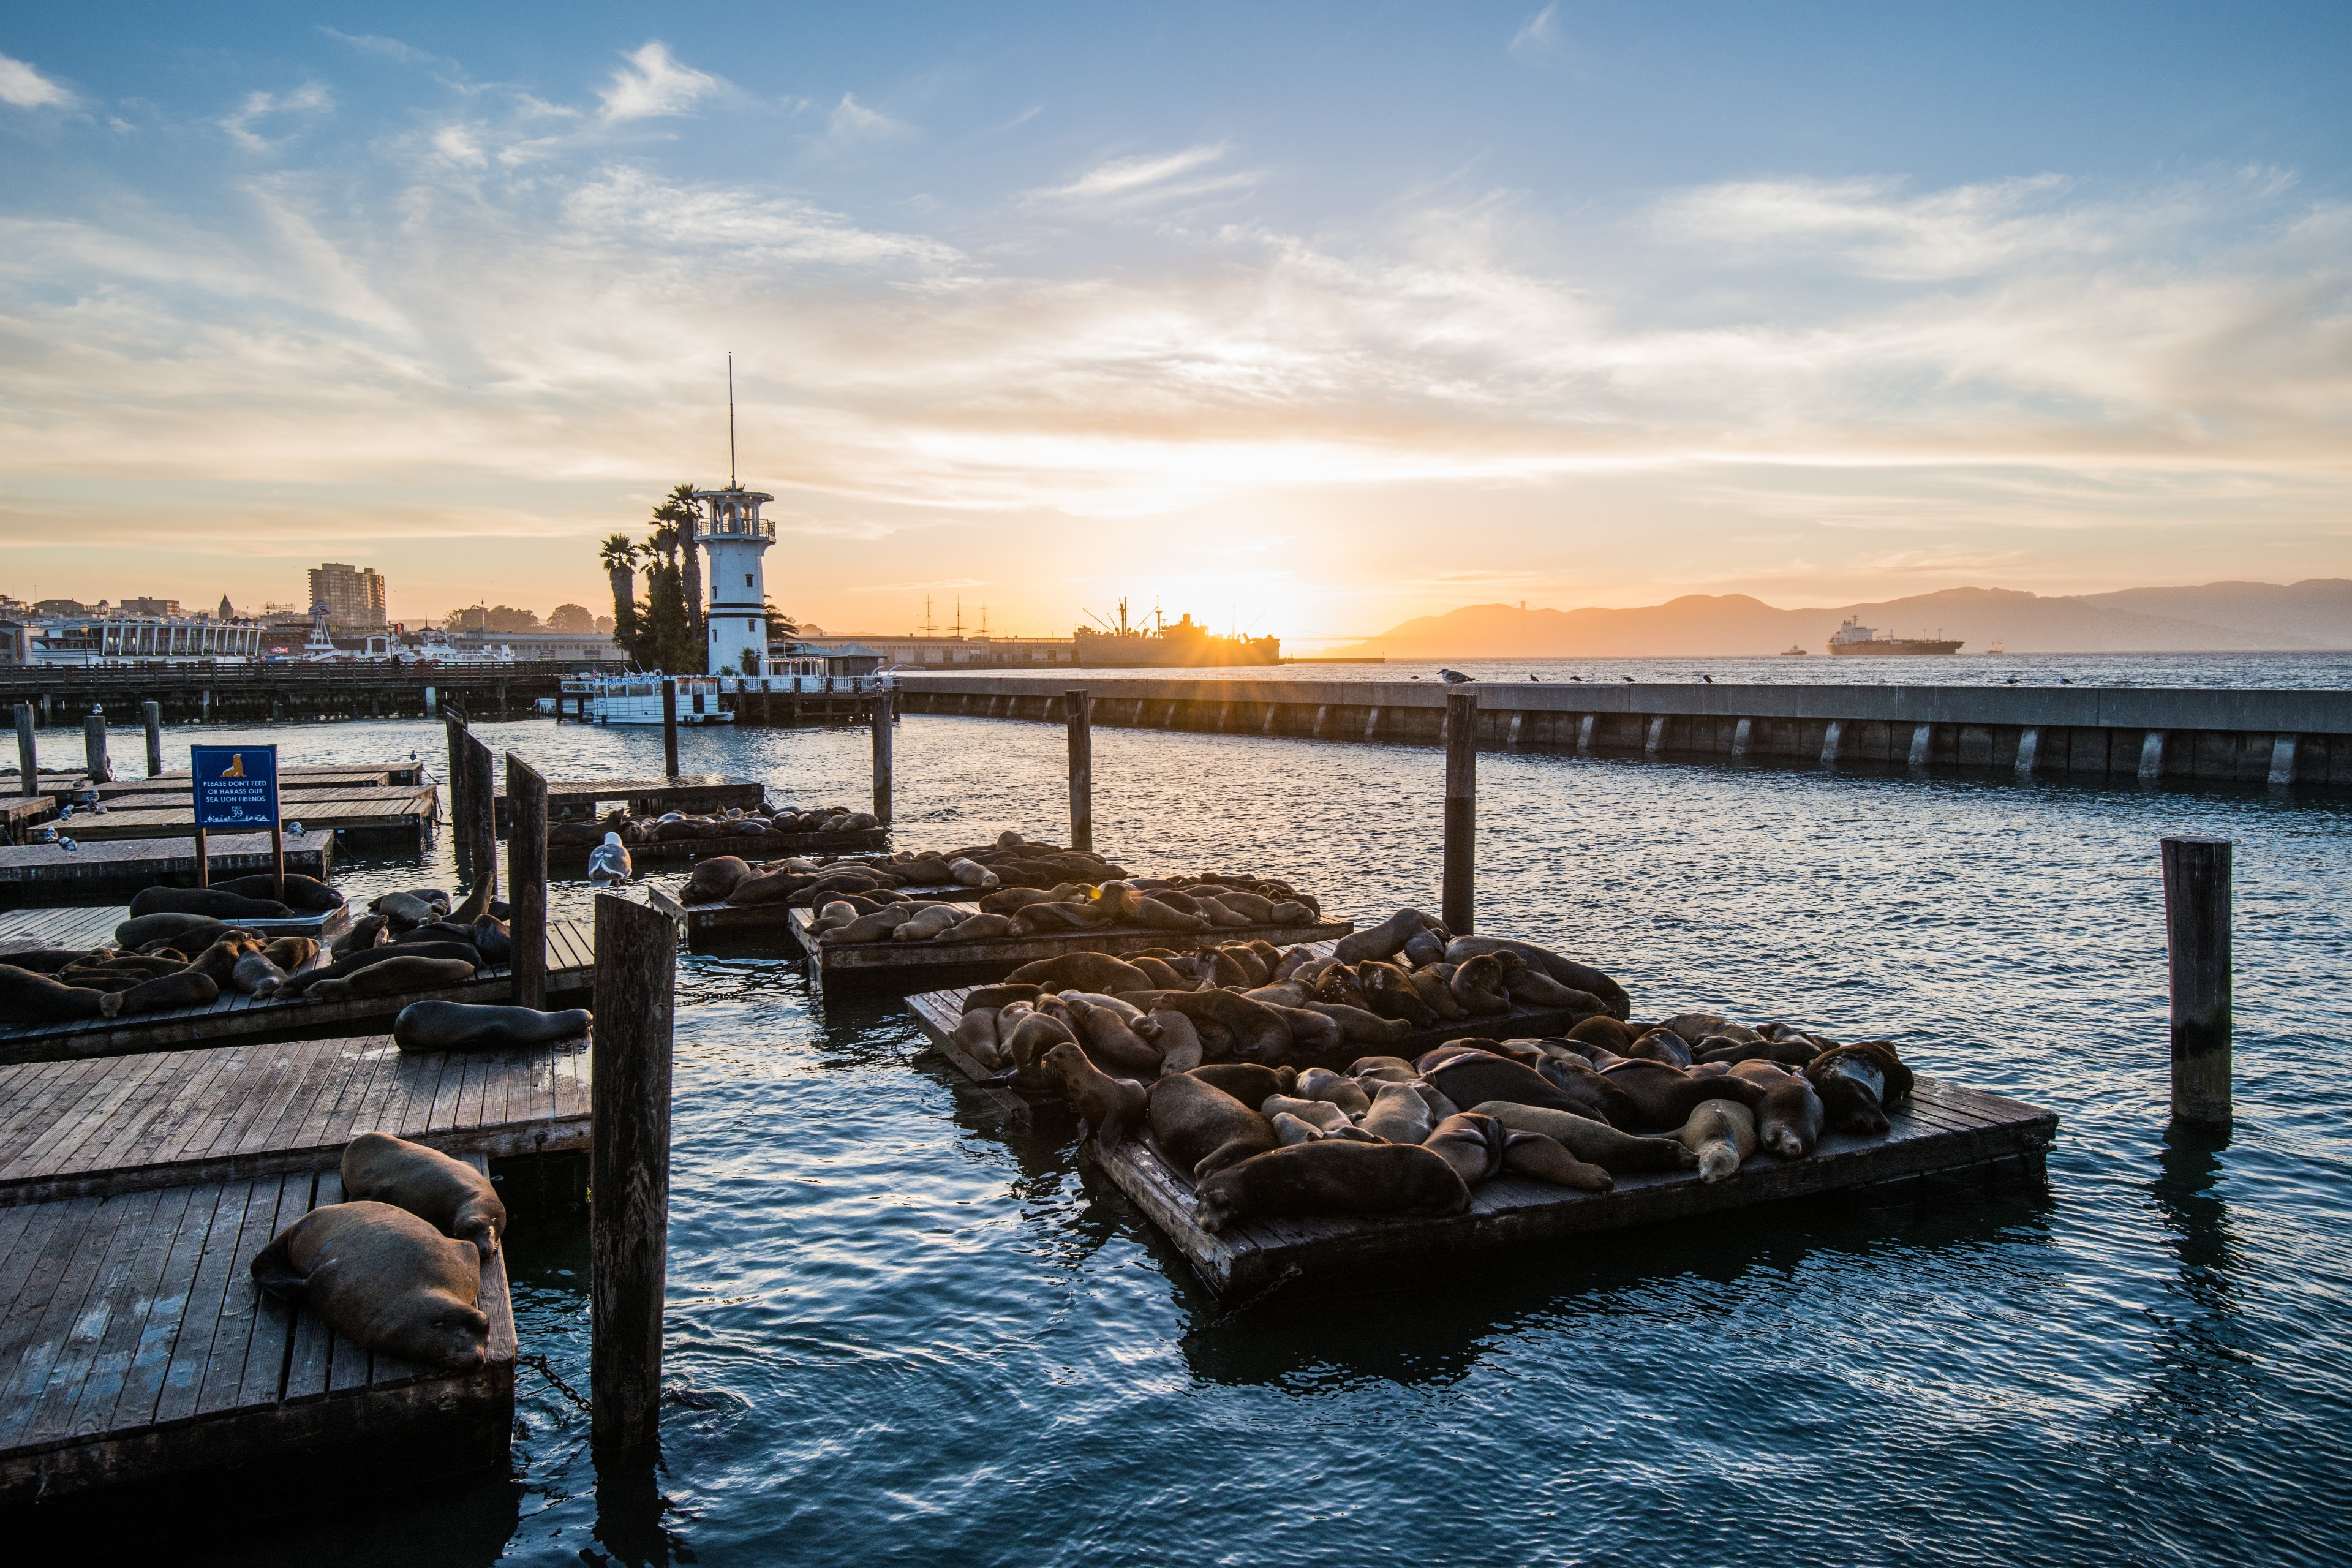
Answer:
0;920;596;1065
0;1033;592;1205
59;788;437;848
0;831;334;907
0;907;125;957
0;1159;515;1508
1102;1076;2057;1297
1;798;56;845
10;764;426;804
493;774;766;833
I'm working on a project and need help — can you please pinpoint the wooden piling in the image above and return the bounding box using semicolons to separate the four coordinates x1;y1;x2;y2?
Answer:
141;700;163;777
464;731;498;902
1443;688;1477;935
12;705;32;792
507;753;549;1008
1066;688;1092;852
444;712;472;878
82;712;111;784
2161;836;2231;1131
661;680;679;779
870;693;894;826
590;892;676;1451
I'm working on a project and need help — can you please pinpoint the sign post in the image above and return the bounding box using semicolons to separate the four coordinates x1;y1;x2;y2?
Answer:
190;744;282;897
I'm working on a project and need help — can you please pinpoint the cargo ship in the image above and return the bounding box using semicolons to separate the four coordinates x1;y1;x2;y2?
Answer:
1827;617;1962;656
1073;600;1280;668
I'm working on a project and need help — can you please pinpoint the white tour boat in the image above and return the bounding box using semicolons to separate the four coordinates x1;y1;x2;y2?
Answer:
559;672;734;726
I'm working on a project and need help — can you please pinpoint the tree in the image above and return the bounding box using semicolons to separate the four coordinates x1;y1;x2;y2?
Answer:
547;603;595;633
655;483;703;643
598;534;640;654
442;604;542;633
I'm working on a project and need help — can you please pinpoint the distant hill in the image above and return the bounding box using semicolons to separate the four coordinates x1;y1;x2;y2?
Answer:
1325;581;2352;658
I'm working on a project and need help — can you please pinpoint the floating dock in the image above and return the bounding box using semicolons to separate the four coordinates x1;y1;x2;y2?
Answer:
663;881;984;948
492;774;767;834
0;920;595;1065
56;787;437;849
0;831;334;909
1101;1076;2056;1297
799;911;1355;991
0;799;58;845
551;826;888;867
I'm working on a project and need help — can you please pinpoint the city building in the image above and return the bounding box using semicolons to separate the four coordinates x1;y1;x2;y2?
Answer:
442;630;626;665
118;597;181;617
0;614;262;663
831;633;1078;668
309;563;388;628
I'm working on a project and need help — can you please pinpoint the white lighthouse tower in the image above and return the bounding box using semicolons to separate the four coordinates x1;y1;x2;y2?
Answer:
689;358;775;676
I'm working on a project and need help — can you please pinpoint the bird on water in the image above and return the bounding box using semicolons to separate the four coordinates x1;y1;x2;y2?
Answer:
588;832;633;886
1438;668;1474;684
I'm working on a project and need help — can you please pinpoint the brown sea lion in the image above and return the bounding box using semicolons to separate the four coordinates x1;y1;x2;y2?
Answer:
1447;954;1517;1017
1063;994;1162;1076
1347;1055;1419;1083
1694;1037;1822;1068
341;1132;508;1257
230;951;290;997
1672;1099;1758;1182
1294;1067;1372;1118
1360;1080;1433;1143
1262;1095;1353;1134
962;982;1042;1013
249;1200;489;1368
1423;1112;1612;1191
1005;1009;1078;1088
1131;987;1289;1061
213;872;344;911
1333;908;1438;964
1442;936;1631;1020
1599;1057;1766;1131
1042;1040;1148;1150
1196;1140;1469;1232
331;914;389;960
1263;1002;1343;1057
1626;1028;1695;1068
307;956;477;1001
1008;952;1155;993
1188;1062;1292;1107
680;856;752;904
393;1001;591;1052
1806;1042;1914;1136
937;912;1016;942
114;911;234;951
1470;1100;1698;1174
280;943;477;998
0;963;118;1023
1357;960;1438;1025
1724;1058;1826;1157
1566;1014;1637;1051
951;1006;1003;1067
1420;1048;1594;1119
1150;1009;1205;1074
1147;1074;1276;1182
126;885;293;921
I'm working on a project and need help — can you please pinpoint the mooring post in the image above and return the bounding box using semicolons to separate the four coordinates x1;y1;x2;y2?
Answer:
464;731;498;902
660;679;680;779
141;701;163;778
82;710;111;784
445;711;473;879
2161;836;2232;1131
13;704;33;794
869;692;894;826
508;753;549;1008
1066;688;1093;851
590;892;676;1451
1442;688;1477;935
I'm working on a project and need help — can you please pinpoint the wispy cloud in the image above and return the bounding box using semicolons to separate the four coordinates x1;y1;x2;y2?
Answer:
597;42;721;124
1510;5;1562;63
1025;143;1253;209
219;83;334;152
0;52;80;110
824;92;915;147
317;27;436;66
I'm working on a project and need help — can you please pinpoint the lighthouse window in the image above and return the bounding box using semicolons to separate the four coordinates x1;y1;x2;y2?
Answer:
745;573;753;586
748;617;758;631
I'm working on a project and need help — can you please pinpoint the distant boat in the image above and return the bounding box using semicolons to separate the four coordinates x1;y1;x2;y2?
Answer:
1779;644;1809;657
1828;617;1962;656
1986;640;2006;655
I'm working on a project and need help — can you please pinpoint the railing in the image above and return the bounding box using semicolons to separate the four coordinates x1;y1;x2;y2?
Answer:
716;673;894;695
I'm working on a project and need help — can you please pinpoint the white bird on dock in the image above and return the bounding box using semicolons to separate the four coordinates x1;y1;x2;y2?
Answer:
588;831;633;886
1438;668;1474;684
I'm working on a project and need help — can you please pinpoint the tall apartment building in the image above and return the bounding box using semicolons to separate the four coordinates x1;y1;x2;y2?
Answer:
308;562;387;628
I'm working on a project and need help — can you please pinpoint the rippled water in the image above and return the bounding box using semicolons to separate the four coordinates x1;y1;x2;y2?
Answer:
976;651;2352;688
88;712;2352;1566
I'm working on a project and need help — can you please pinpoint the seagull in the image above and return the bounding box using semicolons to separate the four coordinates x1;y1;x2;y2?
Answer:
1438;668;1474;684
1623;676;1634;683
2058;676;2073;686
1529;674;1540;681
588;831;633;887
1702;675;1714;684
1569;675;1583;682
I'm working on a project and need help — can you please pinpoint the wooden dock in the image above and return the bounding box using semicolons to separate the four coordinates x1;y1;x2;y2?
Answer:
0;907;125;957
15;764;428;804
58;788;437;849
670;881;984;947
551;826;888;867
1100;1076;2056;1297
0;1033;591;1205
797;912;1355;991
0;831;334;908
0;798;58;845
493;774;766;834
0;919;596;1065
0;1159;516;1509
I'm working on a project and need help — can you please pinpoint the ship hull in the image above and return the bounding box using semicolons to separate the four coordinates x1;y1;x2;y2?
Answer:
1828;641;1962;655
1074;636;1281;668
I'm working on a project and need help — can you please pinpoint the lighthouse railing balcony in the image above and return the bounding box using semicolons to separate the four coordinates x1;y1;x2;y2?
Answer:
693;514;776;542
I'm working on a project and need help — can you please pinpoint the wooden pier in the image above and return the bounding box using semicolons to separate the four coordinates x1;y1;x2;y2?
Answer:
0;919;596;1065
492;774;766;834
667;881;983;948
58;787;437;849
796;911;1354;990
551;826;888;867
1102;1076;2057;1297
13;764;428;805
0;831;334;908
0;798;58;845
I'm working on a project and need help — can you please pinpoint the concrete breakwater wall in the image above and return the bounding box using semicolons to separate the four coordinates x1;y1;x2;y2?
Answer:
895;677;2352;787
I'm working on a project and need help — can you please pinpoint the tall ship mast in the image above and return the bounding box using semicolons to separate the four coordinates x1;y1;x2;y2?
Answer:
1826;617;1963;655
1072;597;1281;668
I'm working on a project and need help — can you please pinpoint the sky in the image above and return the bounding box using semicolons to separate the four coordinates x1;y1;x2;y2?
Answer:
1;2;2347;644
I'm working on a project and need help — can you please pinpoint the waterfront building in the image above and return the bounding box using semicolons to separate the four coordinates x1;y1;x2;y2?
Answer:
834;632;1078;668
309;562;388;628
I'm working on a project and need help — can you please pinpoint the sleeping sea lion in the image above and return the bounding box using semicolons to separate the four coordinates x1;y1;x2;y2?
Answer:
1597;1057;1766;1131
1131;989;1290;1062
1360;1080;1433;1143
1806;1042;1914;1136
1566;1014;1637;1051
1442;936;1631;1020
126;886;292;921
1420;1048;1594;1119
1006;952;1154;993
1196;1140;1469;1232
962;982;1042;1014
280;942;478;998
0;963;118;1023
1148;1009;1205;1074
1062;994;1161;1076
249;1200;488;1368
393;1000;592;1052
1447;954;1517;1017
1004;1009;1078;1089
1356;960;1439;1025
1188;1062;1292;1108
1722;1058;1826;1157
230;951;290;997
1262;1095;1353;1134
1147;1074;1276;1182
213;872;345;911
1672;1099;1758;1182
1294;1067;1372;1118
1042;1040;1149;1150
952;1006;1006;1069
308;956;478;1002
680;856;753;904
113;911;232;951
332;914;390;960
340;1131;508;1257
1408;967;1472;1021
1470;1100;1699;1174
1333;908;1438;964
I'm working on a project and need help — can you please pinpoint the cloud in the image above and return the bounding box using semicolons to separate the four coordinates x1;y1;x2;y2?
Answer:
0;52;78;110
317;27;435;66
1510;5;1562;62
825;92;915;146
219;83;333;152
1026;143;1252;208
598;42;721;123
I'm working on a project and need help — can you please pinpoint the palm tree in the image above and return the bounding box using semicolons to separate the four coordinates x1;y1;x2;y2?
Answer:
598;533;639;652
659;483;704;641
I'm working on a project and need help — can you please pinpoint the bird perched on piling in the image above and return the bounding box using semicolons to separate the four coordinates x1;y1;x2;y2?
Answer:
588;831;633;886
1438;668;1473;684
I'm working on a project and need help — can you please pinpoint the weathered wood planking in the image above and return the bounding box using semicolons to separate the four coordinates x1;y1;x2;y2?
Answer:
0;798;58;845
0;1158;515;1508
0;907;124;957
549;826;889;867
801;912;1356;988
0;920;597;1065
0;1035;590;1204
20;764;424;804
61;789;437;847
492;773;766;832
0;831;334;905
679;881;984;946
1100;1076;2058;1297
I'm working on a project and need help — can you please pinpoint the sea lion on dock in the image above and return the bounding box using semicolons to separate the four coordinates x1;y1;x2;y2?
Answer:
1008;952;1155;993
1063;994;1162;1076
1042;1040;1148;1149
1625;1028;1695;1068
1566;1015;1637;1052
1357;961;1438;1025
962;982;1042;1013
1502;967;1606;1012
113;911;233;951
213;872;344;911
393;1000;591;1053
0;963;118;1023
1408;967;1471;1021
1188;1062;1291;1107
1423;1112;1611;1191
281;942;478;998
1303;1000;1410;1046
369;890;443;930
1806;1042;1913;1136
1147;1074;1276;1182
1469;1101;1698;1174
1672;1099;1758;1182
1360;1081;1433;1144
117;970;221;1015
951;1006;1006;1069
1195;1139;1469;1232
249;1200;488;1369
1132;988;1289;1062
1294;1068;1372;1118
1420;1048;1594;1120
1719;1059;1825;1157
1598;1057;1766;1130
1005;1009;1079;1088
1442;937;1630;1020
680;856;752;904
936;912;1017;942
1334;908;1439;964
1447;954;1517;1017
126;886;292;921
332;914;388;959
230;951;290;997
340;1131;507;1257
1149;1009;1205;1073
1262;1095;1354;1134
307;956;477;1003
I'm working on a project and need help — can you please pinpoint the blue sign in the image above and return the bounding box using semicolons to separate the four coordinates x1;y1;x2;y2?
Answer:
190;744;280;829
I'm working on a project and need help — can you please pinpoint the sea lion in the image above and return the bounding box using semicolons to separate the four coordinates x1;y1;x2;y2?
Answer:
937;913;1017;942
369;890;443;929
263;936;318;971
1656;1011;1730;1046
891;903;965;941
821;907;915;944
126;886;292;921
1400;927;1449;969
1447;954;1517;1017
1004;1009;1079;1088
1724;1059;1826;1157
1131;988;1290;1061
1333;908;1438;964
248;1201;488;1368
1503;967;1605;1012
1442;936;1632;1020
332;914;389;959
1294;1067;1373;1118
280;942;479;998
1598;1057;1766;1130
1062;994;1162;1076
1357;960;1438;1025
1694;1036;1822;1068
1196;1140;1469;1232
1469;1101;1699;1174
1626;1028;1695;1068
308;956;477;1002
1421;1112;1511;1186
1270;1111;1327;1146
1008;952;1155;993
213;872;344;911
1041;1040;1148;1150
119;970;222;1015
1262;1002;1343;1056
393;1001;592;1052
1672;1099;1758;1182
1348;1055;1419;1083
948;856;1000;889
1360;1080;1433;1144
680;856;752;904
340;1131;508;1257
1188;1062;1291;1107
1420;1049;1594;1119
1566;1014;1637;1052
1149;1009;1205;1073
1262;1095;1354;1134
113;911;233;951
0;963;118;1023
1407;967;1472;1021
963;982;1042;1013
230;952;290;997
1807;1042;1914;1136
1147;1074;1277;1182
